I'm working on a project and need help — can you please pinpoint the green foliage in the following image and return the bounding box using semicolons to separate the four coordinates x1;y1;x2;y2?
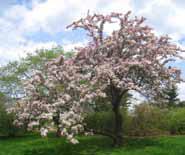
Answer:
178;101;185;107
154;84;180;108
167;108;185;134
0;46;69;99
129;103;169;136
85;103;172;137
85;111;114;133
163;85;179;107
92;98;112;112
92;91;132;112
0;92;24;137
0;103;24;137
22;46;65;71
84;108;131;135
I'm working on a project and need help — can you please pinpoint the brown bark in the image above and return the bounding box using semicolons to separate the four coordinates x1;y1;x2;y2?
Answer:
112;103;123;146
56;127;61;137
109;84;126;146
53;111;61;137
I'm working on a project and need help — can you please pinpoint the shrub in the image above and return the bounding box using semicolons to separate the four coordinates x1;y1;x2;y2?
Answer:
84;108;132;136
0;103;24;137
167;108;185;135
85;103;185;137
129;103;169;136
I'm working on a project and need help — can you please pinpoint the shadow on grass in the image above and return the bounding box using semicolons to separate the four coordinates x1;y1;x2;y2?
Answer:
0;133;41;142
24;136;112;155
23;135;161;155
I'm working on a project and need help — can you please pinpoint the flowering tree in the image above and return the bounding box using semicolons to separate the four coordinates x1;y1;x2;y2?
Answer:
12;11;183;146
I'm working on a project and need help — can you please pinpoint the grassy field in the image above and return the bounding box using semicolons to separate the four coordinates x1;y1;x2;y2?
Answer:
0;134;185;155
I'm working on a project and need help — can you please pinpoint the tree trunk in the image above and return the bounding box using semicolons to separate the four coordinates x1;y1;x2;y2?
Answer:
112;104;123;146
56;126;61;137
53;111;61;137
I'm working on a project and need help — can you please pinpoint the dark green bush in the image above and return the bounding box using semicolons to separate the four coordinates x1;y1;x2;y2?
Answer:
84;110;114;133
84;108;131;136
0;103;24;137
84;104;170;137
167;108;185;135
85;103;185;137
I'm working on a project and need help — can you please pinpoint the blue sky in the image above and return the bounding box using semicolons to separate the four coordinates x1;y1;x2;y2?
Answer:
0;0;185;99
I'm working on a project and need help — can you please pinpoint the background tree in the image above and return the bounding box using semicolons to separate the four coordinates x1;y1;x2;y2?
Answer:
163;84;180;107
178;101;185;107
0;46;66;100
153;84;180;108
0;92;23;137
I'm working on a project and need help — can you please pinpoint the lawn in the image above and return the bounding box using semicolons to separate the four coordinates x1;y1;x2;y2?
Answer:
0;134;185;155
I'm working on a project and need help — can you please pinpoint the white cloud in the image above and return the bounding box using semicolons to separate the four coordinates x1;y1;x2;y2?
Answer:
1;0;185;99
133;0;185;41
0;0;132;65
0;41;57;66
0;3;137;63
178;82;185;101
1;0;185;60
0;2;58;65
20;0;131;34
63;41;87;52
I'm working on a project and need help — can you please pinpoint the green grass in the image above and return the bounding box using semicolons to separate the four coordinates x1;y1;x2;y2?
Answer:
0;133;185;155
